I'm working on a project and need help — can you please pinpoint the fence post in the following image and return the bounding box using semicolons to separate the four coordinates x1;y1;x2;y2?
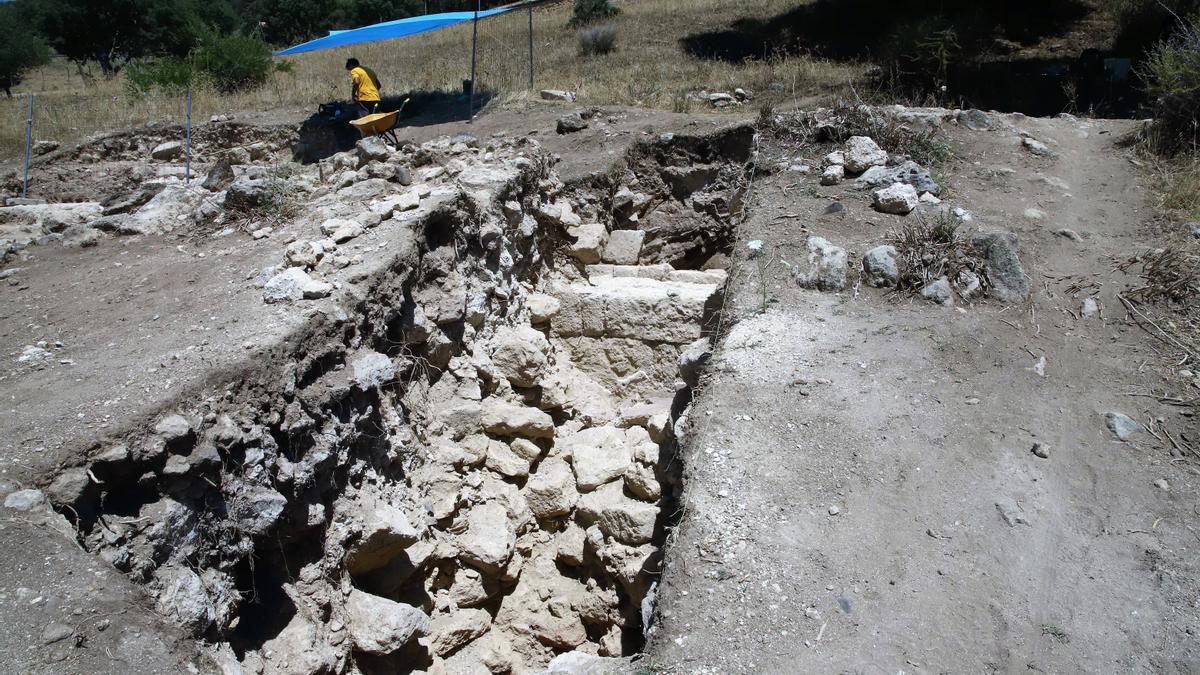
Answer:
467;0;480;122
185;88;192;185
528;4;534;91
21;94;34;199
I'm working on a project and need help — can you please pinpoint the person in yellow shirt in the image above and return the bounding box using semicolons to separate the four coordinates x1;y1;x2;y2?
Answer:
345;58;381;115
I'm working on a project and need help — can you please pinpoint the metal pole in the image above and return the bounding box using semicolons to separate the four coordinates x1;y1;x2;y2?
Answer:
528;4;534;91
467;0;480;122
22;94;33;199
183;88;190;186
185;87;192;185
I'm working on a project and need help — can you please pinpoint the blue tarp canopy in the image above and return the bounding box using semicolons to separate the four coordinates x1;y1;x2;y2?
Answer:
275;8;513;56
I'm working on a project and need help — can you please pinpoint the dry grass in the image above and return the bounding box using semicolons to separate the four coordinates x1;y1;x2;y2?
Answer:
0;0;862;162
1156;157;1200;222
888;210;988;292
1119;246;1200;303
763;100;953;167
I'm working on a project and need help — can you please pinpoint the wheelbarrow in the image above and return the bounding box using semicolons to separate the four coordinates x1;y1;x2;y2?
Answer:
349;97;410;147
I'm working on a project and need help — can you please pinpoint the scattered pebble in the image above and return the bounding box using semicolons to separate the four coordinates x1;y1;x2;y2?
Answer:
827;505;841;516
1081;297;1099;319
995;497;1029;527
1031;442;1051;459
1105;412;1140;441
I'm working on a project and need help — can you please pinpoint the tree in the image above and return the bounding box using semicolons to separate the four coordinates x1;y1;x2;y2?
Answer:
234;0;422;45
0;4;51;97
27;0;237;75
233;0;338;45
333;0;424;29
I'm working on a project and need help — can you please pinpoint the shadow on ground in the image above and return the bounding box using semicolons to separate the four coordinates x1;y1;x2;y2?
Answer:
679;0;1092;63
294;89;496;163
678;0;1144;117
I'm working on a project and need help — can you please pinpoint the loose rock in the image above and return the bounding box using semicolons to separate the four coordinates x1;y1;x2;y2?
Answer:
151;141;183;161
262;268;333;303
872;183;919;215
820;165;844;186
862;245;899;287
843;136;888;174
201;160;235;191
351;351;395;389
792;236;847;291
557;113;589;134
541;90;577;102
345;588;429;654
855;161;940;196
1105;412;1140;441
995;497;1029;526
958;109;992;131
971;232;1029;302
1023;136;1053;157
602;230;645;265
921;277;953;305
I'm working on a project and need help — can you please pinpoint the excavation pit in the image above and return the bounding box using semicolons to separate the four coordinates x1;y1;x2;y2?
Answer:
39;123;752;673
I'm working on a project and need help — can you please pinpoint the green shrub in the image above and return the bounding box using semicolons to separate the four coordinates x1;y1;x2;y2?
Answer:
124;32;281;96
1140;15;1200;155
568;0;618;28
578;25;618;56
193;32;277;93
126;58;196;95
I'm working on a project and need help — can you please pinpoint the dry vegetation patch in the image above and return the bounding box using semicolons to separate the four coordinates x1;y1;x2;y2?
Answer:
761;100;953;168
888;211;988;293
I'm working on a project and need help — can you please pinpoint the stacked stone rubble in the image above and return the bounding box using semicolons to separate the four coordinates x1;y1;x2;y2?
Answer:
43;127;742;673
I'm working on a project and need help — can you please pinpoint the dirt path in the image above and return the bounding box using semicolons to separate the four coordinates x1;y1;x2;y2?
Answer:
650;114;1200;672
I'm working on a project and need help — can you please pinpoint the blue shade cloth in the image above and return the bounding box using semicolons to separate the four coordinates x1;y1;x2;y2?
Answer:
275;8;513;56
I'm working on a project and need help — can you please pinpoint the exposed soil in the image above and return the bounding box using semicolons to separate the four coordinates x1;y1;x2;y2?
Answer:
650;112;1200;671
1;97;1198;675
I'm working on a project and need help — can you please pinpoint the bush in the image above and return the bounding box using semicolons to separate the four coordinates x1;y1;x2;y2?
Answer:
193;32;277;93
568;0;618;28
125;32;281;96
1140;15;1200;155
578;25;618;56
889;211;987;293
126;58;196;95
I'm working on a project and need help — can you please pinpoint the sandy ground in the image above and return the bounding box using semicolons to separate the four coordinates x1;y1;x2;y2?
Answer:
649;114;1200;672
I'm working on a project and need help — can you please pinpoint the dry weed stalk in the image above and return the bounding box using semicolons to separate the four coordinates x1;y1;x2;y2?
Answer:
1119;246;1200;303
764;99;951;167
888;211;987;292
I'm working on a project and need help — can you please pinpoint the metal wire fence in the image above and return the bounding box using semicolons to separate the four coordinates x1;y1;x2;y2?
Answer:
2;4;557;169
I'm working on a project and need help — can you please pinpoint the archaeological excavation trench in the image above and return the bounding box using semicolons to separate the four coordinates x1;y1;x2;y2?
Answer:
38;122;754;673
